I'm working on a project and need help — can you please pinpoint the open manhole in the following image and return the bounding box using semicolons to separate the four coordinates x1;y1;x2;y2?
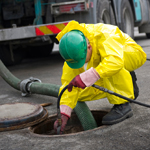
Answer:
29;110;108;136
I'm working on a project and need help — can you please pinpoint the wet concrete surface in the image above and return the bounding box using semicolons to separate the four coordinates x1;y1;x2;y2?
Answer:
0;29;150;150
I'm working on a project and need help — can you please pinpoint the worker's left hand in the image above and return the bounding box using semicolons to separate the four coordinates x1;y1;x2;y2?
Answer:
68;75;86;92
54;114;69;134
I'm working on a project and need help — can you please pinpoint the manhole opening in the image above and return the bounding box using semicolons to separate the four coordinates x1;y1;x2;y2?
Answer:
30;110;108;135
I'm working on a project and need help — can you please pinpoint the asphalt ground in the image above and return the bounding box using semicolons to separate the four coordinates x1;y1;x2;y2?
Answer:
0;29;150;150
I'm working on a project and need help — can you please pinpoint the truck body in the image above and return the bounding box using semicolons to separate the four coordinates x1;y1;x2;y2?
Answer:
0;0;150;66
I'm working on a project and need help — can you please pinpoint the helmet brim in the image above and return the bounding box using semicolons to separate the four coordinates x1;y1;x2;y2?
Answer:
66;57;86;69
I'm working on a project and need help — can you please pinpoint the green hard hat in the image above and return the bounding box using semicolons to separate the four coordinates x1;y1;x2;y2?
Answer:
59;30;87;69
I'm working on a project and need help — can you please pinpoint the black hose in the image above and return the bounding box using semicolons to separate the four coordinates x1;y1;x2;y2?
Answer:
57;84;150;120
57;85;68;109
92;84;150;108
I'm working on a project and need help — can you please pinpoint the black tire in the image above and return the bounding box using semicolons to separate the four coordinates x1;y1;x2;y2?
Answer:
120;0;134;38
0;45;24;66
146;33;150;39
97;0;116;25
27;43;54;58
37;43;54;57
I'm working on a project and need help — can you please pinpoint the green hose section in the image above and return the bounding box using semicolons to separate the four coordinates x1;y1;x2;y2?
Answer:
0;60;97;131
0;60;20;90
0;60;60;97
74;102;98;130
30;82;60;98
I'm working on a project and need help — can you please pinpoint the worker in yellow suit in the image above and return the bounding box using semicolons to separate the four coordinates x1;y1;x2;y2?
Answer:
54;21;147;134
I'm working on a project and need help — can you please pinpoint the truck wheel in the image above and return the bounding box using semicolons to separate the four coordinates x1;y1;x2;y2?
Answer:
97;0;116;25
120;0;134;38
28;43;54;57
38;43;54;56
146;33;150;39
0;45;24;66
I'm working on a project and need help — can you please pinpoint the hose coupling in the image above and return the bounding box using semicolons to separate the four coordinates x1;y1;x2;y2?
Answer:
20;77;41;97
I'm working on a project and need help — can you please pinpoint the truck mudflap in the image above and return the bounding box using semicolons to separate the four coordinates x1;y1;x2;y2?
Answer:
0;21;69;42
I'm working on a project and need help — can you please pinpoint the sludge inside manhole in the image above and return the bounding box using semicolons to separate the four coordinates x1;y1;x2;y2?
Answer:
29;110;108;135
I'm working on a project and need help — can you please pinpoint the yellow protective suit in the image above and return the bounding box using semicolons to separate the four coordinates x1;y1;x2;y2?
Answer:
56;21;147;109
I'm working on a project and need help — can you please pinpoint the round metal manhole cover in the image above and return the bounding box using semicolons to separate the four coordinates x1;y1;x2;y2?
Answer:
0;103;48;132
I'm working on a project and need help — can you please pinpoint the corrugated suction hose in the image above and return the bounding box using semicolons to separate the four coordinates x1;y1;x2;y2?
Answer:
74;101;98;130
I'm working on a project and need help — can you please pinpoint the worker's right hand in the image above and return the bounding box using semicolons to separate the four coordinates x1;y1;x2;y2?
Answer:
68;75;86;92
68;68;100;92
54;114;69;134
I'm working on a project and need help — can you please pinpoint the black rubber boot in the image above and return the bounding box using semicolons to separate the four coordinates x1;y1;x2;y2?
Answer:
102;103;133;125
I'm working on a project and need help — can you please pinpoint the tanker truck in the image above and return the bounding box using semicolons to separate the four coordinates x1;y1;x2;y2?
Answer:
0;0;150;66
